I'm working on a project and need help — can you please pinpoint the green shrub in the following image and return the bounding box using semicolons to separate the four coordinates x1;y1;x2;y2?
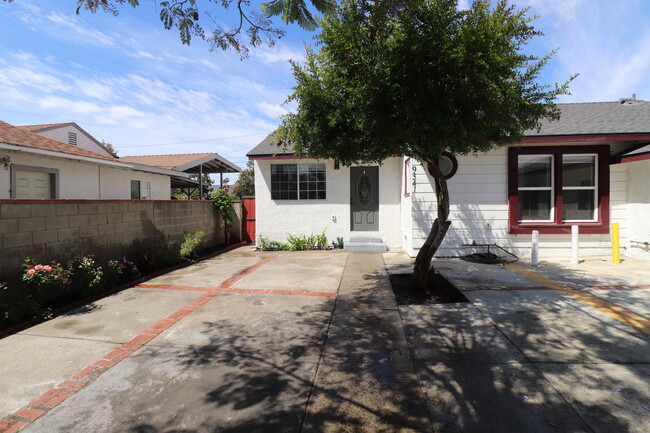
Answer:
69;256;104;297
257;234;270;250
210;189;234;243
154;240;182;268
103;260;123;290
180;231;205;260
287;233;317;251
0;282;40;327
316;231;329;250
23;258;71;304
257;234;290;251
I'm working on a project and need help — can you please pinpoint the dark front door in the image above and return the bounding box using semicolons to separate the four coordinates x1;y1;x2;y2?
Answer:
350;166;379;231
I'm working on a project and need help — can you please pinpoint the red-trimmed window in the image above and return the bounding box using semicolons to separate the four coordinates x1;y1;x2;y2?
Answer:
508;145;610;234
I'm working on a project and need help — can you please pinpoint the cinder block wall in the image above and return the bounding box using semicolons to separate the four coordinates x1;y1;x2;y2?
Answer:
0;200;242;287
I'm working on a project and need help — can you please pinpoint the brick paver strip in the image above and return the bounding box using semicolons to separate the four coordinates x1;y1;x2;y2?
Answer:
137;284;211;292
12;408;45;422
57;381;85;391
0;253;289;432
0;252;340;432
0;420;28;433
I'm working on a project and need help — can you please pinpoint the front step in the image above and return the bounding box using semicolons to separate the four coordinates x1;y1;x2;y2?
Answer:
344;235;388;253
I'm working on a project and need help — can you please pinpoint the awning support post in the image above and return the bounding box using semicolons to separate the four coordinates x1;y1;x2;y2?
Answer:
199;164;204;200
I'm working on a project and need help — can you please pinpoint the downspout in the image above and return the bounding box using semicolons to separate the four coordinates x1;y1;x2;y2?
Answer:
98;165;102;199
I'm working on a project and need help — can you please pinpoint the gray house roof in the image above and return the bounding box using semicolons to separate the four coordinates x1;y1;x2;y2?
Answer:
248;100;650;157
526;99;650;137
246;134;295;157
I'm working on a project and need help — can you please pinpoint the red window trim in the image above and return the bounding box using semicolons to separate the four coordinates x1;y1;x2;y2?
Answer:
508;145;610;234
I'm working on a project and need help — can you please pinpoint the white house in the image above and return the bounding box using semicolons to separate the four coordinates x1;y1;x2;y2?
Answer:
17;122;116;158
247;98;650;261
0;120;182;200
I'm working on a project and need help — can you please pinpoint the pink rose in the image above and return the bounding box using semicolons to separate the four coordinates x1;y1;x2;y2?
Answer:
54;275;59;280
57;263;61;266
43;265;52;271
27;269;36;275
35;265;43;270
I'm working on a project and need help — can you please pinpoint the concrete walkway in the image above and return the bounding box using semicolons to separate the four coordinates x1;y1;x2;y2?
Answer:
386;253;650;433
1;248;649;433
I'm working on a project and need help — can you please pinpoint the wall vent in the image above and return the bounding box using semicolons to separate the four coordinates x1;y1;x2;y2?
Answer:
68;132;77;145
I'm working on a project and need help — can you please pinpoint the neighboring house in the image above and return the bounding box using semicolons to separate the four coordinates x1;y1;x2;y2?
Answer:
0;120;182;200
247;98;650;261
17;122;116;158
119;153;241;199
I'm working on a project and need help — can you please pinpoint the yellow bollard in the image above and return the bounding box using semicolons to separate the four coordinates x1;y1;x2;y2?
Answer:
612;223;620;264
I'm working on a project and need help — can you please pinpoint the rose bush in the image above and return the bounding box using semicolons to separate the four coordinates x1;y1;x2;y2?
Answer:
22;259;71;304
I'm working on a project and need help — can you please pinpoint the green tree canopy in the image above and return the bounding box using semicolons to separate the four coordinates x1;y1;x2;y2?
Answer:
4;0;334;57
232;160;255;198
3;0;335;57
277;0;573;289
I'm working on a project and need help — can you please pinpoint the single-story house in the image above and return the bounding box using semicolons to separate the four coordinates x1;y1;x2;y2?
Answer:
0;120;183;200
247;98;650;261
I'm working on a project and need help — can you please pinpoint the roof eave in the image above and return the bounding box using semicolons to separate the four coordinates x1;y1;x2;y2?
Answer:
0;142;130;168
174;154;241;173
523;133;650;144
127;162;189;177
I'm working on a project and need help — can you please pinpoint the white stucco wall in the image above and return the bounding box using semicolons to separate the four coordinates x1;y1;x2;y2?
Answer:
254;157;402;247
100;166;171;200
33;125;113;158
0;150;170;199
406;146;627;259
624;159;650;261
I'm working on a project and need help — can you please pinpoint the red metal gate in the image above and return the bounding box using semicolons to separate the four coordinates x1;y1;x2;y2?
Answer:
242;197;256;243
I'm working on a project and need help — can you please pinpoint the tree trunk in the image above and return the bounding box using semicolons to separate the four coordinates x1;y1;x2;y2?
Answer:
410;156;452;291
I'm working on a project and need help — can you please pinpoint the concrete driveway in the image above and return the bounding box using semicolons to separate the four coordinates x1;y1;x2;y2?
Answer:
1;247;649;433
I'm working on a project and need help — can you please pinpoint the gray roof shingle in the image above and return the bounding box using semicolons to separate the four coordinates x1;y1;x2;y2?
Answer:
247;100;650;156
526;100;650;136
246;134;295;156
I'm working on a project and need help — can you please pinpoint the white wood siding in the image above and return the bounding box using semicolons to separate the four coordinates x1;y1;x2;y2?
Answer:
625;159;650;261
408;147;628;259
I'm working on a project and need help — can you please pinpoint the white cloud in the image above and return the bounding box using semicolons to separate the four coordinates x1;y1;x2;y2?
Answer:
132;50;158;60
256;101;288;119
0;65;70;93
76;79;114;100
47;11;115;46
525;0;586;22
255;45;306;65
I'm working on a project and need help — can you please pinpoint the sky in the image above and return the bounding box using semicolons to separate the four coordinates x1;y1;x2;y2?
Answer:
1;0;650;179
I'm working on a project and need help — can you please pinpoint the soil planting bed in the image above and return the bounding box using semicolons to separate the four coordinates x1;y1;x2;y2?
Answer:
389;272;468;305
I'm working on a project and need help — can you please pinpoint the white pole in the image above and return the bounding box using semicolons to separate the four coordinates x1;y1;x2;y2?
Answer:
571;225;579;265
531;230;539;266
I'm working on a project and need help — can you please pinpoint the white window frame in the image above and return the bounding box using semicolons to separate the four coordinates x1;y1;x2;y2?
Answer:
561;153;598;222
130;180;151;200
517;154;555;223
270;163;326;200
